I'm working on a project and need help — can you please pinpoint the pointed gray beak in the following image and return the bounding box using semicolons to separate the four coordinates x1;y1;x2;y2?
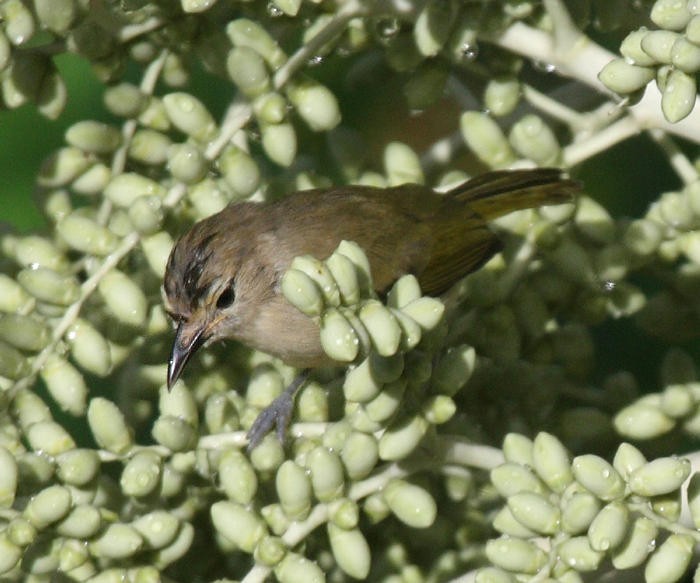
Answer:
167;321;206;390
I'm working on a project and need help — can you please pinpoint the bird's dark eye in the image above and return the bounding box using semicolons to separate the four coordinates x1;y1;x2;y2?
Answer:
216;285;235;309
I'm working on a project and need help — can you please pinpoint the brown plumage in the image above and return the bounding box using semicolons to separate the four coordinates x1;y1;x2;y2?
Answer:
164;168;579;383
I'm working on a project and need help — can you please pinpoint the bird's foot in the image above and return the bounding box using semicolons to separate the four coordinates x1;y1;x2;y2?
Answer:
246;371;309;451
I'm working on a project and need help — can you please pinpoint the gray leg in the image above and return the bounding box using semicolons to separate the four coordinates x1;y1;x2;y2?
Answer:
246;370;310;451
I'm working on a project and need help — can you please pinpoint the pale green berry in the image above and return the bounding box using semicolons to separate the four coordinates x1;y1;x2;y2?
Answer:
612;442;647;479
227;46;270;97
210;501;267;552
87;397;133;455
104;172;166;208
561;491;601;534
572;454;625;501
390;308;422;350
153;522;194;568
253;91;287;124
13;389;51;428
460;111;516;168
387;274;422;309
129;128;172;166
614;402;674;439
103;83;147;118
162;93;217;142
671;37;700;72
558;536;604;572
414;0;455;56
71;162;111;195
181;0;218;12
320;308;360;362
661;68;696;123
19;267;80;312
59;537;89;572
340;432;378;479
326;250;360;306
611;517;658;568
364;378;406;423
218;146;260;198
384;141;424;185
290;255;340;306
644;534;694;583
140;232;175;277
0;313;49;352
502;433;534;466
507;491;560;534
490;463;546;498
336;240;373;294
66;120;121;154
128;195;164;235
89;523;143;559
120;450;162;497
187;178;229;219
26;420;76;455
484;75;520;117
98;269;148;328
219;448;257;505
56;448;100;486
432;344;476;396
474;567;517;583
1;0;35;45
687;14;700;43
37;147;91;188
327;524;371;579
588;501;629;551
24;485;72;529
288;81;341;131
651;0;691;30
0;446;17;507
642;30;682;63
275;552;325;583
0;273;34;312
57;213;117;256
509;114;560;165
253;535;286;567
628;456;690;496
378;414;428;461
226;18;287;69
249;435;284;473
358;300;402;357
532;432;573;493
159;384;198;425
132;510;180;549
598;59;655;93
66;318;112;376
384;479;436;528
271;0;300;16
152;416;196;451
261;122;297;167
493;506;537;538
55;505;102;538
276;460;311;520
484;537;546;574
620;28;656;65
306;446;344;502
400;296;444;330
0;534;21;575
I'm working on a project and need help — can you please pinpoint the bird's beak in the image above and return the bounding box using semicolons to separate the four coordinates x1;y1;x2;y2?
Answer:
167;320;207;390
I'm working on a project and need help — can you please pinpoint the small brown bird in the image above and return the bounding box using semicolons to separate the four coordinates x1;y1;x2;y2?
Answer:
163;168;579;447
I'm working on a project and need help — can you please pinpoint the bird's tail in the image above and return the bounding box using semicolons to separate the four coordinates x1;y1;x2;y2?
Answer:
448;168;580;220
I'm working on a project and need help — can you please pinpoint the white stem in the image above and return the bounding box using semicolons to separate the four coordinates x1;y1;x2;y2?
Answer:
491;21;700;144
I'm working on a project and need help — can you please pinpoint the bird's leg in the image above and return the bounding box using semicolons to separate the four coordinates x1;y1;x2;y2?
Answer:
246;369;310;451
